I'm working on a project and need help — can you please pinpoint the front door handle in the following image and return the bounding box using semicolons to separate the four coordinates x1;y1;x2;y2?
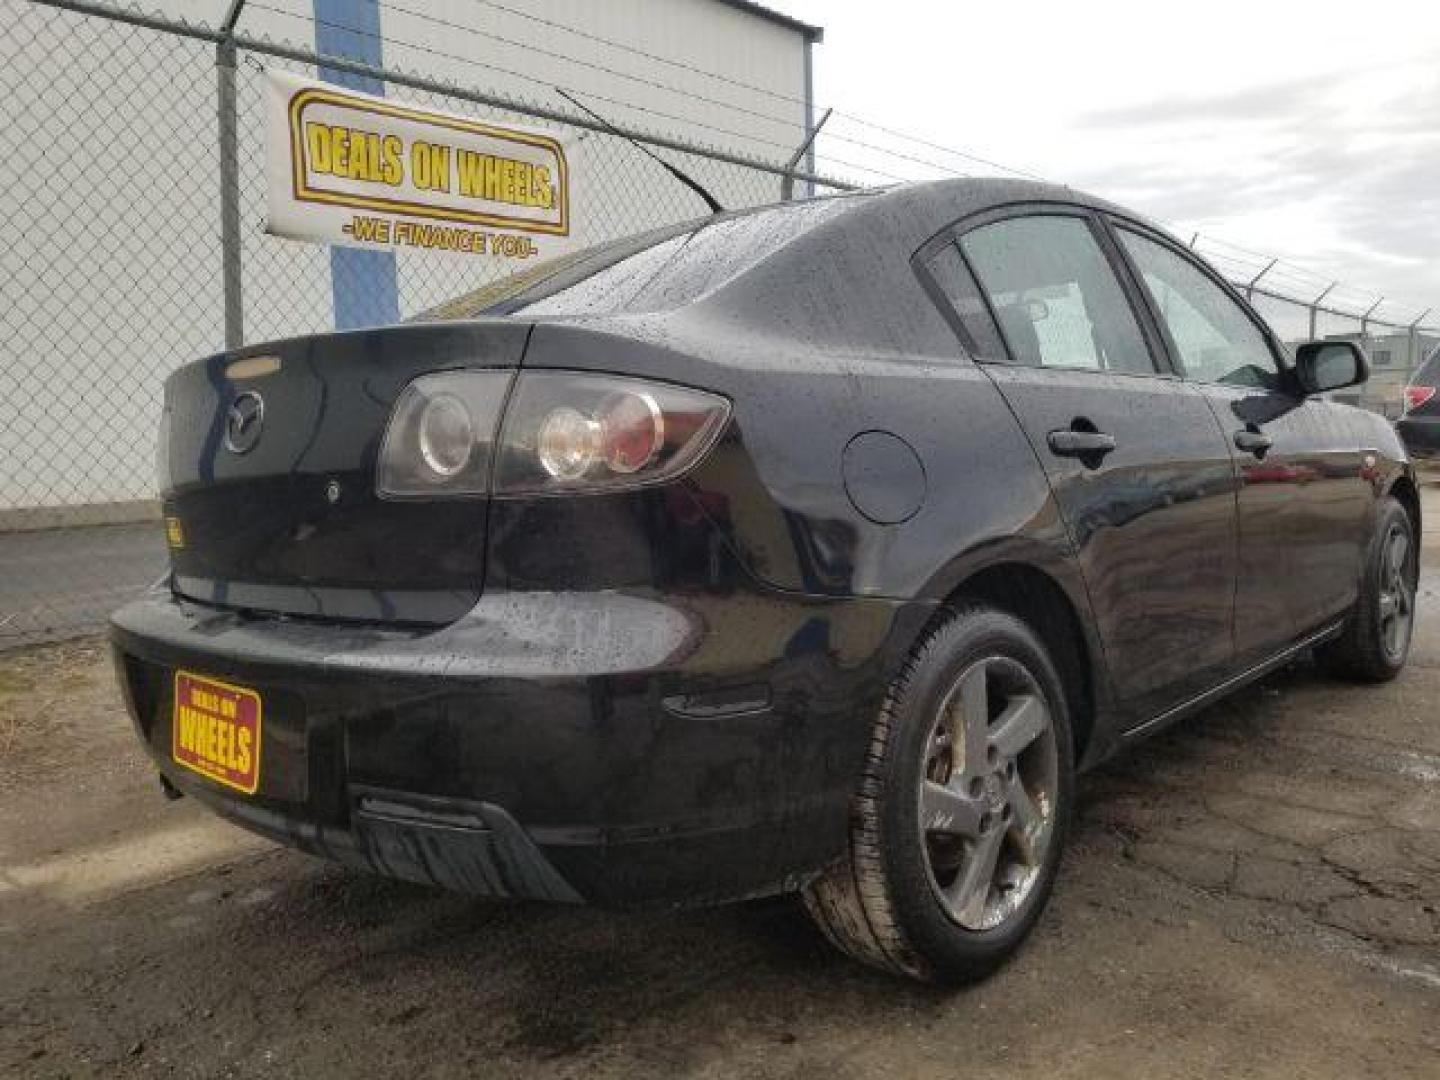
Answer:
1233;429;1273;456
1047;428;1117;459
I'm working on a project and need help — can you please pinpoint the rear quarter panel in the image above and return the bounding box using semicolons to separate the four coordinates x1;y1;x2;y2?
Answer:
517;318;1106;712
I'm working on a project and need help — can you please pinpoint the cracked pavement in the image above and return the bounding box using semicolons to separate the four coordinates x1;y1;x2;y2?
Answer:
1085;658;1440;966
1;492;1438;1078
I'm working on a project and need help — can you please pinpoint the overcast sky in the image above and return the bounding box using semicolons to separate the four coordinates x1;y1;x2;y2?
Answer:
780;0;1440;321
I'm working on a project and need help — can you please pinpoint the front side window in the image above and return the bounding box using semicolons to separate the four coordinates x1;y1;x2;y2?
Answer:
959;215;1156;375
1118;229;1279;388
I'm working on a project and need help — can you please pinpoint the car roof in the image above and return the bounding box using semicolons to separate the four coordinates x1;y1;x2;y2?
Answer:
858;175;1160;240
661;177;1155;355
433;177;1162;359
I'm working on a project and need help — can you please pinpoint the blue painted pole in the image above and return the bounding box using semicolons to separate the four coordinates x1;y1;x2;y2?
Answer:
314;0;399;329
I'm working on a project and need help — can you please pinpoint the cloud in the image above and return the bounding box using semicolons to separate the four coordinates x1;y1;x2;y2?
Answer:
1078;74;1340;129
1063;68;1440;315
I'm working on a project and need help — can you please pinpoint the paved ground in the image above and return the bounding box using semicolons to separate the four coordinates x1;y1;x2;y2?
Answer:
0;523;164;648
2;502;1439;1078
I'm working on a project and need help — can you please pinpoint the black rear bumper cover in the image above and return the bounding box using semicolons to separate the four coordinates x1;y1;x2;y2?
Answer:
112;586;930;906
186;778;583;903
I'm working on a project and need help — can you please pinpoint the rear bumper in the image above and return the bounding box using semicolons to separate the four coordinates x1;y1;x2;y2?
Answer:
189;781;584;903
111;585;930;906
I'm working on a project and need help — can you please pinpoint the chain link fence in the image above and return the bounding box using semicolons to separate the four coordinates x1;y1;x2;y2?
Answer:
3;0;1438;649
1190;238;1440;417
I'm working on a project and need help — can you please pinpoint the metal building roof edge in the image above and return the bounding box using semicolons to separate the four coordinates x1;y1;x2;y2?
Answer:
711;0;824;42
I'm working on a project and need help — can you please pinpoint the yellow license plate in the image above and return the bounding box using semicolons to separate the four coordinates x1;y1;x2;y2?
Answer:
172;671;262;795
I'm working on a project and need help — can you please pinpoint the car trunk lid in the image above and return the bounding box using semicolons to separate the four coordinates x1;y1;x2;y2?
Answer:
161;321;527;624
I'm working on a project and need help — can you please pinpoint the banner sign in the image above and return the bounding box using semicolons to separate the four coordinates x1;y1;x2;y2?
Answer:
264;70;570;261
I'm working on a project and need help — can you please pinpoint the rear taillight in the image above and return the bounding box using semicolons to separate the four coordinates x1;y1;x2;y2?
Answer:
377;371;512;498
1404;385;1436;413
496;372;729;495
377;371;729;499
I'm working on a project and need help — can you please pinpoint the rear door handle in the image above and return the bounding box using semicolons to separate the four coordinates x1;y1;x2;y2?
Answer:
1233;429;1273;456
1047;429;1117;459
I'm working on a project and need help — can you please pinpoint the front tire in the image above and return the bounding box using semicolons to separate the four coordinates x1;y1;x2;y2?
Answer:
803;604;1075;984
1316;496;1417;682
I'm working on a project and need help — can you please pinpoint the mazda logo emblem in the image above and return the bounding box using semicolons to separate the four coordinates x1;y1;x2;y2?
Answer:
223;391;265;454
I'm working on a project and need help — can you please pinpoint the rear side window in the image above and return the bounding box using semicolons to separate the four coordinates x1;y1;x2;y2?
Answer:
1118;229;1279;389
959;216;1157;375
924;241;1007;360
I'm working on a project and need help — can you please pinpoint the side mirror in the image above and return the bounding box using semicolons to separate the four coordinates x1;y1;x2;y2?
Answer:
1294;340;1369;395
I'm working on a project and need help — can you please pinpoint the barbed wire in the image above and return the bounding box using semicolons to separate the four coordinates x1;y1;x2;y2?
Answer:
250;0;990;183
447;0;1049;179
245;2;913;183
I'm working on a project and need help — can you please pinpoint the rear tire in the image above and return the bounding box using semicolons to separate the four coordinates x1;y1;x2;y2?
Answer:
1316;496;1417;682
803;604;1074;984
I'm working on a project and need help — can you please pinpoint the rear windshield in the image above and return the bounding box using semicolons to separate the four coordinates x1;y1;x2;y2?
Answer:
418;195;864;322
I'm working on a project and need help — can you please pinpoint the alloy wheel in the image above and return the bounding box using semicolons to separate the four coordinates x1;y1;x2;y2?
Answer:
917;655;1059;931
1378;521;1415;663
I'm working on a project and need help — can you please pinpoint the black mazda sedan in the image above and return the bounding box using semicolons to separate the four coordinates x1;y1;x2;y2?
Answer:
112;179;1420;984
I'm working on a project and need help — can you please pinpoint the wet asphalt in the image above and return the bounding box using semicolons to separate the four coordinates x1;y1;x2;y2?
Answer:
1;494;1438;1078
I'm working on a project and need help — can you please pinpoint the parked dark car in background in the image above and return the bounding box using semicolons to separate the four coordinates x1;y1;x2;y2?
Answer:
111;179;1420;984
1398;346;1440;464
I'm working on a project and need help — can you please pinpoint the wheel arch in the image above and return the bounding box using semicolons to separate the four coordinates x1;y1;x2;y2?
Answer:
916;558;1106;769
1389;471;1421;539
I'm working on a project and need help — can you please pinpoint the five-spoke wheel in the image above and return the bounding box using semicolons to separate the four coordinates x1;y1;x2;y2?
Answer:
1318;495;1417;682
803;604;1074;984
1377;519;1415;664
919;656;1058;931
